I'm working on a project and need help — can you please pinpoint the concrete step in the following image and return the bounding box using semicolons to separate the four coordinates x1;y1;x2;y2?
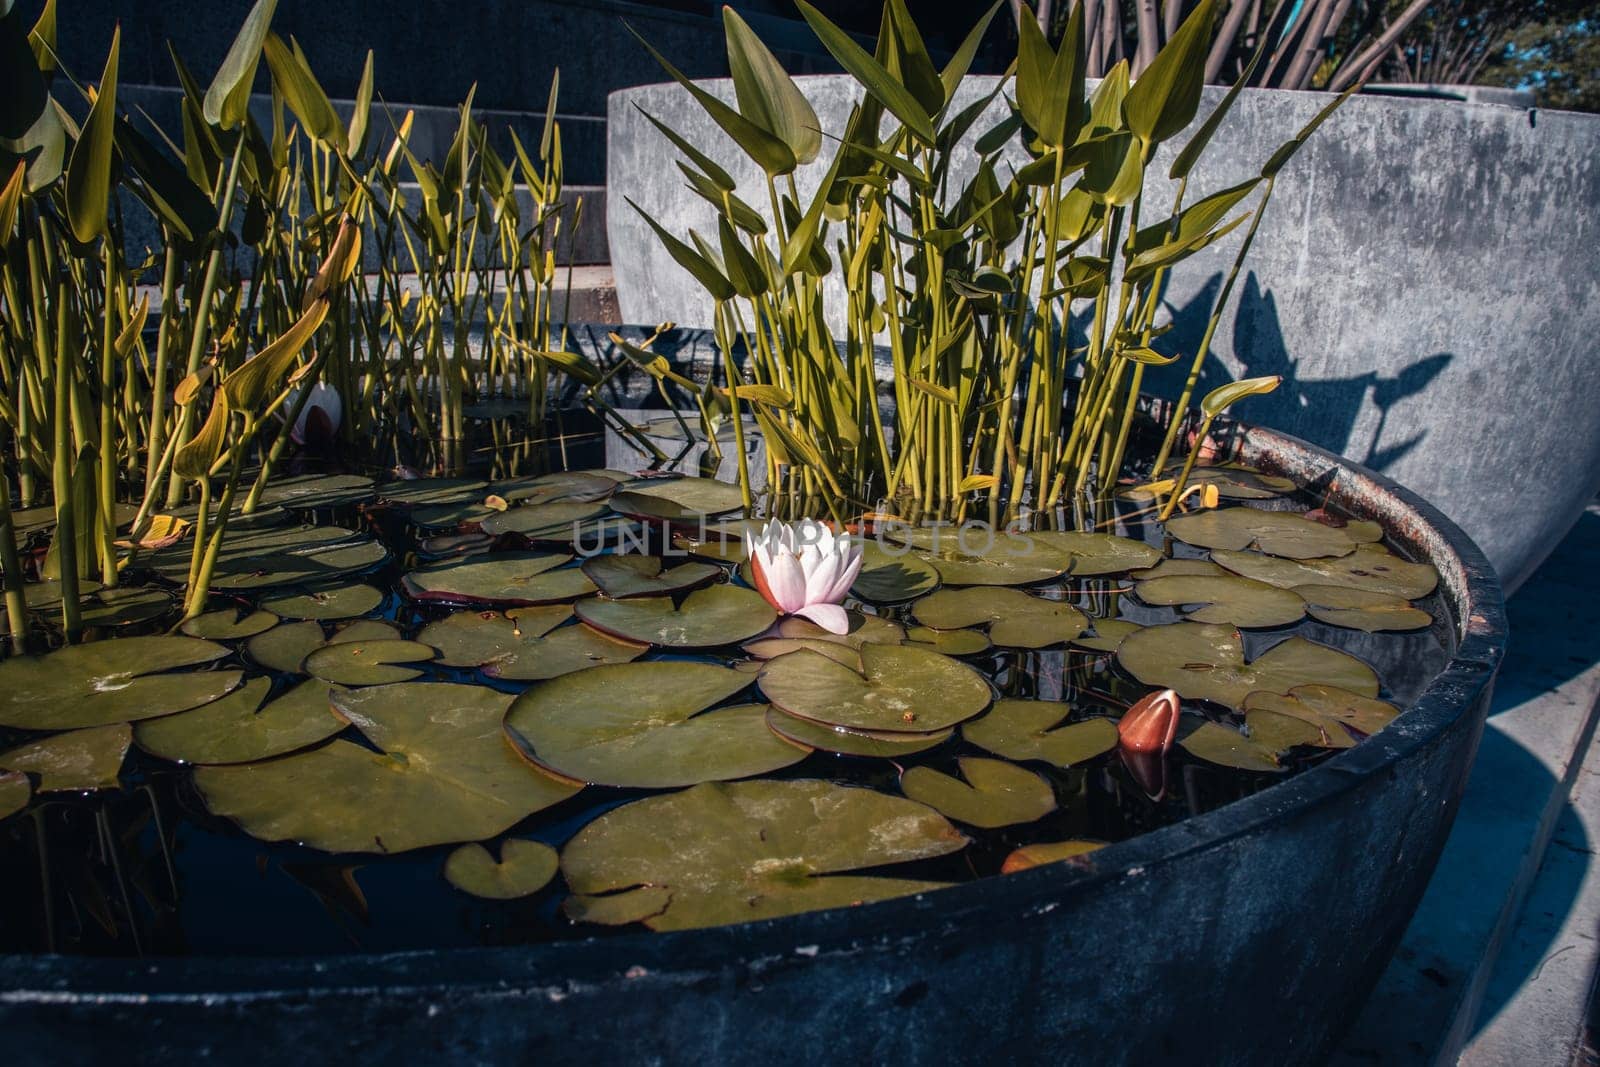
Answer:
1331;505;1600;1064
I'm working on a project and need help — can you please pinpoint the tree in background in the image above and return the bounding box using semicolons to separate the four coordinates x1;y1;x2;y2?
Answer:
1478;1;1599;111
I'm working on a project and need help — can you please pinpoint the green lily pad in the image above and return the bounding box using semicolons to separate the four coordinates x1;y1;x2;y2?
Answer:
493;470;618;506
671;519;760;562
742;639;865;667
890;527;1075;586
408;501;498;531
608;477;745;524
1001;839;1106;873
1292;584;1433;632
0;770;29;819
904;626;991;656
1178;709;1328;771
1210;544;1439;599
0;636;240;730
304;639;435;686
181;607;280;640
1071;619;1143;652
246;619;400;675
561;779;967;932
901;757;1056;828
375;478;488;507
255;473;375;510
505;661;808;788
1163;463;1295;500
1167;506;1357;560
1117;622;1379;711
402;551;596;606
478;500;609;540
851;541;940;603
765;707;953;757
1024;531;1165;575
759;644;991;733
1136;574;1307;628
195;682;581;854
577;584;775;648
134;677;347;764
1242;684;1400;739
259;581;383;621
146;523;387;590
418;607;647;680
444;839;561;900
417;532;496;560
744;614;909;664
79;585;176;628
0;723;131;792
912;587;1088;648
1128;558;1226;581
961;700;1119;767
580;554;721;598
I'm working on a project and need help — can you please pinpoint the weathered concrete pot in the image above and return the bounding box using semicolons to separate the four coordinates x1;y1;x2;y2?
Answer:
0;333;1505;1065
607;76;1600;593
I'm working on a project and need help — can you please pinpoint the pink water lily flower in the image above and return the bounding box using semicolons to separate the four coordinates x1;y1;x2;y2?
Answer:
748;518;864;635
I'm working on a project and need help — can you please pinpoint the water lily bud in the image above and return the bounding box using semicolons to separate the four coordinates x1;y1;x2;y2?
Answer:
1119;688;1180;755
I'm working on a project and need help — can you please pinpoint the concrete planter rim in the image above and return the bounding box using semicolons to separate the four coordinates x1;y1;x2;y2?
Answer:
0;409;1506;1004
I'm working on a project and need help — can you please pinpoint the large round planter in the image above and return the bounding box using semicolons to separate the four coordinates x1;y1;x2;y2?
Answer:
0;327;1506;1065
606;75;1600;593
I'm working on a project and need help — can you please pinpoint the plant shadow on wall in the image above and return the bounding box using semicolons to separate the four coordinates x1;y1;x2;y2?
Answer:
1143;271;1454;474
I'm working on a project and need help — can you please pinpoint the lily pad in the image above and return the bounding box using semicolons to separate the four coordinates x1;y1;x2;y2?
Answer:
607;477;745;524
671;519;760;562
1167;506;1357;560
418;532;496;560
0;771;29;819
912;587;1088;648
765;708;953;757
1001;839;1105;873
255;473;375;510
850;541;940;602
408;501;498;531
577;584;774;648
375;478;488;507
1242;684;1400;740
904;626;992;656
961;700;1119;767
1136;574;1307;628
259;581;383;621
493;470;618;506
443;839;561;900
478;500;609;540
0;723;131;792
1211;544;1439;599
146;523;386;590
1117;622;1378;711
1163;463;1295;499
505;661;808;788
304;639;435;686
580;554;721;598
890;527;1075;586
418;607;647;680
0;636;240;730
1179;712;1325;772
195;682;581;854
402;552;597;606
758;644;991;733
561;779;967;932
1024;531;1165;574
743;614;908;664
135;678;347;764
900;757;1056;828
1128;558;1226;581
1071;619;1143;652
246;619;400;675
181;607;280;640
79;585;176;628
1292;584;1432;632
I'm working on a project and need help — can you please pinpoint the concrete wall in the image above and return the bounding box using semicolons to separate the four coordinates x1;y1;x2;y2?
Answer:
606;77;1600;592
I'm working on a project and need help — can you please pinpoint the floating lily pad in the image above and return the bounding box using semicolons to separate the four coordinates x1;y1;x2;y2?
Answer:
135;678;347;764
1117;622;1379;710
912;587;1088;648
850;541;940;603
259;581;383;621
1136;574;1307;628
402;552;596;606
146;523;386;590
374;478;488;507
181;607;280;640
255;473;375;510
759;644;991;733
742;638;863;667
1166;506;1356;560
1178;710;1326;771
901;757;1056;828
890;527;1074;586
775;614;906;646
246;619;400;675
1024;531;1164;575
418;532;495;560
1292;584;1432;632
304;639;435;686
408;502;499;531
1001;839;1106;873
505;661;808;788
1128;558;1226;581
478;501;609;540
418;607;647;680
0;723;131;792
443;839;561;899
607;477;745;524
961;700;1119;767
580;554;721;598
1071;619;1143;652
195;682;581;854
671;519;760;562
764;707;952;757
493;470;618;505
1211;544;1439;599
79;585;176;628
577;584;774;648
0;771;29;819
1164;463;1295;500
0;636;239;730
904;626;991;656
1242;684;1400;740
561;779;967;932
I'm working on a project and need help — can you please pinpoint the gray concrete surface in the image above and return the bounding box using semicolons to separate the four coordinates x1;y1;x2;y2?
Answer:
1333;504;1600;1064
606;76;1600;594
